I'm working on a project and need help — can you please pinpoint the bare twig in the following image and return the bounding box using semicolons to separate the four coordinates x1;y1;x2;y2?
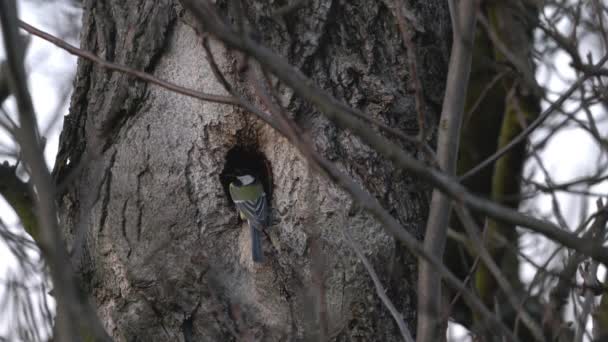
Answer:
460;53;608;182
476;12;540;93
178;0;608;265
391;1;427;139
18;20;237;107
199;27;517;340
343;230;415;342
0;2;110;341
574;261;599;342
547;201;608;338
455;204;545;341
574;200;607;342
19;7;601;264
464;70;508;126
21;18;436;159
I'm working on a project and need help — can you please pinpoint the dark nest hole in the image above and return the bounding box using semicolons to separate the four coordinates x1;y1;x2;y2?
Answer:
219;145;273;208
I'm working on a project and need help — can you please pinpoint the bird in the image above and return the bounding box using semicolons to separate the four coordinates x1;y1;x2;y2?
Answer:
228;174;268;263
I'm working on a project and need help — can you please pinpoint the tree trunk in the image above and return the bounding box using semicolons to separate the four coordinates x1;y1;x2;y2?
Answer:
54;0;451;340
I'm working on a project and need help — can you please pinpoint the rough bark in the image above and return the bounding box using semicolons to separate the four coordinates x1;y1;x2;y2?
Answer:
54;0;450;340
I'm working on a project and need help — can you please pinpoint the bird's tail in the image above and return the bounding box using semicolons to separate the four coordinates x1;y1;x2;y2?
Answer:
250;223;264;263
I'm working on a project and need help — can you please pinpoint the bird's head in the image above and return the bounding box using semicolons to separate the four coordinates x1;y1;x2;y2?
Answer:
235;174;256;186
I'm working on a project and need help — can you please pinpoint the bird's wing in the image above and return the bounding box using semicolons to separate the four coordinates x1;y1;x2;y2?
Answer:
234;193;267;229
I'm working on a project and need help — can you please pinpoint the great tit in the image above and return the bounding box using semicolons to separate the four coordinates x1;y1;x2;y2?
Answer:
229;174;268;263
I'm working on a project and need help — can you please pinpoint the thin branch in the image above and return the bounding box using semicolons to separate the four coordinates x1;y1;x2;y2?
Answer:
464;70;508;126
0;3;110;341
178;0;608;265
476;12;540;93
343;230;415;342
417;0;477;340
574;261;599;342
19;19;435;157
391;1;427;139
548;201;608;330
460;53;608;182
455;204;545;341
19;6;598;265
17;20;237;107
443;228;483;321
199;28;517;340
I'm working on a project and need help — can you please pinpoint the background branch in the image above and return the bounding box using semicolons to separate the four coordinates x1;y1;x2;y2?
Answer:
416;1;477;340
343;229;415;342
0;2;110;341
